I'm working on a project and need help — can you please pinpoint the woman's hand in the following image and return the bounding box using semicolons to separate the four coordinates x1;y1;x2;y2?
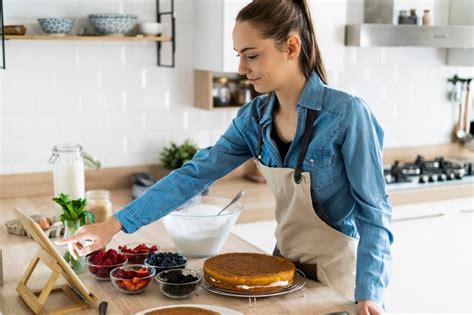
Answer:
357;300;383;315
55;216;122;259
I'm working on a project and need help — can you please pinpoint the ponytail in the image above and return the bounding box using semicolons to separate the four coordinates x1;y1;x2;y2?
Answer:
237;0;328;84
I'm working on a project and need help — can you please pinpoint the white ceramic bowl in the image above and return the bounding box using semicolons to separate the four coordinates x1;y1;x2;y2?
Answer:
138;22;163;36
163;196;243;257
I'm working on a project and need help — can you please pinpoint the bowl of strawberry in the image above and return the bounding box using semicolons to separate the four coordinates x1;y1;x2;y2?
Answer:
118;242;159;264
86;249;127;280
110;264;155;294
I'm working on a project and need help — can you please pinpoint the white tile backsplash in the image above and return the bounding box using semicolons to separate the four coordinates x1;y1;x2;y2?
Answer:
1;0;473;175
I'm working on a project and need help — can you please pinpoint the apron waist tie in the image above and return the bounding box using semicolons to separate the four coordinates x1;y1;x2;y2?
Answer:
273;246;318;281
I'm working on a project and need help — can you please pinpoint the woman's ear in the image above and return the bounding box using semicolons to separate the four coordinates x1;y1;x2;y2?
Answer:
286;34;301;60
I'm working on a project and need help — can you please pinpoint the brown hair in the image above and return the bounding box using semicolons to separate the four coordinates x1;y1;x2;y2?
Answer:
236;0;328;84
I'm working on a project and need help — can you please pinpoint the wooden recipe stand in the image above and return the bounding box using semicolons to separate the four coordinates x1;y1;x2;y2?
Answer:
15;208;96;315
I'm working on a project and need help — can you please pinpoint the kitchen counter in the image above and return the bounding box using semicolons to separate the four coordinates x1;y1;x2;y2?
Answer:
1;175;472;225
0;207;356;315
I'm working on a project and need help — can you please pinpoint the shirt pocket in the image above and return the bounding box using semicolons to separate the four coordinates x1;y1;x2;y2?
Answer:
303;148;336;192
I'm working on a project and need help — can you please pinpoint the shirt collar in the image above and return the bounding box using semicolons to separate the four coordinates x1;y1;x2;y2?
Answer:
259;71;325;125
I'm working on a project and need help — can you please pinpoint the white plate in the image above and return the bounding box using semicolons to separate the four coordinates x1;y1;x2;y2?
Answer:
135;304;243;315
202;269;307;298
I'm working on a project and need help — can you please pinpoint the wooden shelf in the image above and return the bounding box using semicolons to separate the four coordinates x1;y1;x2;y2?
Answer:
4;34;173;42
194;69;260;111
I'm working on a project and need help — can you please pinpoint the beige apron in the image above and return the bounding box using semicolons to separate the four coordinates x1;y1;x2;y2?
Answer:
256;107;358;300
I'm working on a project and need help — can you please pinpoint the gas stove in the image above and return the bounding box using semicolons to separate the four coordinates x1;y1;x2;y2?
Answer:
384;155;474;190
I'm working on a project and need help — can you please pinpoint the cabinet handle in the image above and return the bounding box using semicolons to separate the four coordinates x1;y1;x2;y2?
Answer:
460;209;474;214
393;213;444;222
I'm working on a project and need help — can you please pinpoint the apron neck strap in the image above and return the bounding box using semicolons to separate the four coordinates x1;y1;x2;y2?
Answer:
294;109;317;184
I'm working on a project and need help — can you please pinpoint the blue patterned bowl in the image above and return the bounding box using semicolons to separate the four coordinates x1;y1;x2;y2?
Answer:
37;18;74;35
88;14;138;35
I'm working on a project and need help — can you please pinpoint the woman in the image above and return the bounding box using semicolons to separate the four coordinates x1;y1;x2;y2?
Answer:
58;1;392;314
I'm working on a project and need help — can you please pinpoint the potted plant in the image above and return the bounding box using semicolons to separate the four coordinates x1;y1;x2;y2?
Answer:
159;139;208;195
159;139;199;170
52;193;94;274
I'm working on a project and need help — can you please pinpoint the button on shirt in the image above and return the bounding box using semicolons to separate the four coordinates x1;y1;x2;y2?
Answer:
114;71;393;306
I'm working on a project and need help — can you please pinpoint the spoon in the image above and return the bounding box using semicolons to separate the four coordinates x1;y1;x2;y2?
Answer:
217;190;245;216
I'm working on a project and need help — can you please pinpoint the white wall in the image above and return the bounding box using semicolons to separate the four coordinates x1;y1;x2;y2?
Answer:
1;0;473;174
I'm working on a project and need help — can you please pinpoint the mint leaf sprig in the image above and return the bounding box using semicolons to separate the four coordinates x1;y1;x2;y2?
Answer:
52;193;94;225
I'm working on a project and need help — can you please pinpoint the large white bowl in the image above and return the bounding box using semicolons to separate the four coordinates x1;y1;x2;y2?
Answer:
163;196;243;257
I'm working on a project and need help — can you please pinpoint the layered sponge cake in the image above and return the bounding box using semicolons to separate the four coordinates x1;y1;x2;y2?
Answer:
203;253;295;294
145;306;220;315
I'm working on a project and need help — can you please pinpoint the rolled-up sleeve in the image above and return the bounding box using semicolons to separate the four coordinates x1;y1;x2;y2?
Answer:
340;97;394;306
114;112;253;233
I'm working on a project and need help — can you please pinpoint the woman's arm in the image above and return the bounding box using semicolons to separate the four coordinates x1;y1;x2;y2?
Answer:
115;114;254;233
341;97;394;308
57;108;255;257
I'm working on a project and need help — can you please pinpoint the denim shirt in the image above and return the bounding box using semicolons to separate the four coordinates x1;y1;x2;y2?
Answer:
115;71;393;306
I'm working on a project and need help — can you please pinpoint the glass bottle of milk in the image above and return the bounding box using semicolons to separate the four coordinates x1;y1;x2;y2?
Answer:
48;144;101;212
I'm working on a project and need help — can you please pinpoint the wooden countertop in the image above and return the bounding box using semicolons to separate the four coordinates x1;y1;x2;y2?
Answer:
0;207;356;314
1;176;472;225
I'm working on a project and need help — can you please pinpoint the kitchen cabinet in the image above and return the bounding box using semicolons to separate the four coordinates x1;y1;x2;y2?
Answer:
193;0;347;110
385;198;473;313
193;0;346;73
194;69;260;110
193;0;248;73
447;0;474;66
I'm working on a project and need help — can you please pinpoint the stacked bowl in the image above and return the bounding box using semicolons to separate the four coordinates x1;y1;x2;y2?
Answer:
88;14;137;35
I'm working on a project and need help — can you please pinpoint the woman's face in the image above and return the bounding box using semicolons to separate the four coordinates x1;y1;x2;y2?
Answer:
232;21;293;94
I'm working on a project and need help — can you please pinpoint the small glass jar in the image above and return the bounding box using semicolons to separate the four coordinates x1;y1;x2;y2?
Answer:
398;10;410;25
212;77;231;107
409;9;418;25
422;9;433;26
85;190;114;224
237;79;253;105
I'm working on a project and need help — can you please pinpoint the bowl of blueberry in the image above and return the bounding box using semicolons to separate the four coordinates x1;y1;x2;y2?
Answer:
145;252;187;273
86;249;127;280
155;268;202;299
118;242;159;264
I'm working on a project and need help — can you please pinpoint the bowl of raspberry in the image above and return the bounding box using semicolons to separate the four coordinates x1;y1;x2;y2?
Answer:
118;242;159;264
86;249;127;280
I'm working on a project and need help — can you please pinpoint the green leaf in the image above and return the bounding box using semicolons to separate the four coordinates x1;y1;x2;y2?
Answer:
82;211;95;224
160;139;199;169
52;193;89;225
64;250;72;263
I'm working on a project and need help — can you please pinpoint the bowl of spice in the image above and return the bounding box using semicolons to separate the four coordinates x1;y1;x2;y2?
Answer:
155;268;202;299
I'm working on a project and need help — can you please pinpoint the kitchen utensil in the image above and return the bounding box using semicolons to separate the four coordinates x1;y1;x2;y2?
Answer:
98;301;108;315
163;196;243;257
217;190;245;215
37;18;74;35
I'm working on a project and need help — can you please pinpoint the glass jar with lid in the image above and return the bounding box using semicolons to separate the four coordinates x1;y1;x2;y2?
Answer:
213;77;231;107
48;144;101;214
85;190;114;224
